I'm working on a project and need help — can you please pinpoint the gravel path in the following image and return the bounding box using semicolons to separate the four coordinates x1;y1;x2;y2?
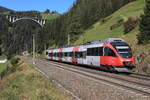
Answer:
28;58;150;100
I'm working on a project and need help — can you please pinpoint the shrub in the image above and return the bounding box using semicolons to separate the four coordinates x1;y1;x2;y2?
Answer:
0;64;16;79
110;23;121;30
123;16;139;33
110;16;125;30
100;16;112;25
0;57;20;79
10;57;20;66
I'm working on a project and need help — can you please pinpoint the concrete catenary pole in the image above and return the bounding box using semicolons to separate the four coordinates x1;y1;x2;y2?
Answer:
68;34;70;45
33;34;36;64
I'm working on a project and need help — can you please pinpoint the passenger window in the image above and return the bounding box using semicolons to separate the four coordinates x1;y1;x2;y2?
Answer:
65;52;67;57
88;47;103;56
56;53;58;57
87;48;92;56
75;52;78;58
67;52;70;57
94;48;99;56
98;47;103;56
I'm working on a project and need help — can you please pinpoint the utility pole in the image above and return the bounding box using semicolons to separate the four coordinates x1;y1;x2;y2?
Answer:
68;34;70;45
33;34;35;64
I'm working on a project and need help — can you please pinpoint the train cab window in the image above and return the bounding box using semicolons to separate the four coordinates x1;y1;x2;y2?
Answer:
111;41;132;58
104;47;116;57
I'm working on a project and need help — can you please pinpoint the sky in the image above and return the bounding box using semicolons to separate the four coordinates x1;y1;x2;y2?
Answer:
0;0;76;13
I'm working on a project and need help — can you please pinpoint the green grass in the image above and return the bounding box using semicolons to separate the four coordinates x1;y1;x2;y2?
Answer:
0;55;7;73
0;58;71;100
0;55;6;60
41;13;60;20
0;62;7;73
75;0;145;45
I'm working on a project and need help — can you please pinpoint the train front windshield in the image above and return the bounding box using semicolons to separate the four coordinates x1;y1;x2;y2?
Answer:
111;42;132;58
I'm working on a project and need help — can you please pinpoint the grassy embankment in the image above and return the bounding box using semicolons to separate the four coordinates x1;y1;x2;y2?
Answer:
75;0;144;44
0;55;7;74
0;63;7;74
0;57;71;100
0;55;6;60
75;0;150;74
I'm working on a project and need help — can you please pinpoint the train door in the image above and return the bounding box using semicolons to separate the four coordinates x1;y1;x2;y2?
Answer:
82;51;87;65
87;47;100;67
77;46;85;64
103;47;117;66
87;48;92;65
77;50;87;65
77;52;83;64
93;47;100;67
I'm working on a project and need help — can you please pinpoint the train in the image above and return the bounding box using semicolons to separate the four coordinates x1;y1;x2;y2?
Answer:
45;38;135;72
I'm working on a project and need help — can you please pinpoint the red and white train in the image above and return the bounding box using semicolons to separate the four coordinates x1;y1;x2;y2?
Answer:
46;38;135;72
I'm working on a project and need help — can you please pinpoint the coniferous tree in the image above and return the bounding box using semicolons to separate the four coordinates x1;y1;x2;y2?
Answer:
44;0;134;47
138;0;150;44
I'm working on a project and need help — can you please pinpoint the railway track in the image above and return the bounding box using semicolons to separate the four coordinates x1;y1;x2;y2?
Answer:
128;73;150;81
34;59;150;97
42;59;150;84
23;56;150;97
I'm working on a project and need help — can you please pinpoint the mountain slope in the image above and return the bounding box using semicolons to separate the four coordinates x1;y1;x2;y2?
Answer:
41;13;60;20
75;0;145;44
0;6;12;13
75;0;150;75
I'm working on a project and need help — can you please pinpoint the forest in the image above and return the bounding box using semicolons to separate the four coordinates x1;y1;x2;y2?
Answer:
44;0;135;46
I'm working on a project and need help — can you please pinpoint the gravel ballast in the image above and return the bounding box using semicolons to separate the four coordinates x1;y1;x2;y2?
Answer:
33;59;149;100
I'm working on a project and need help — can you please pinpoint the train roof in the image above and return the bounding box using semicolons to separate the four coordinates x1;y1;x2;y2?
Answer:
82;38;125;45
46;38;125;51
